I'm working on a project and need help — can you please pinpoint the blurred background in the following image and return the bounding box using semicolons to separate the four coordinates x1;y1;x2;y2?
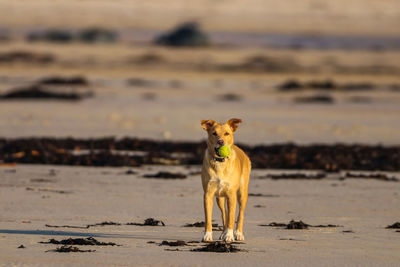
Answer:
1;0;400;145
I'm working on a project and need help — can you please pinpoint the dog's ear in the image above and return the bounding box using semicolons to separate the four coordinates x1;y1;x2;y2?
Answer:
227;118;242;132
201;120;216;131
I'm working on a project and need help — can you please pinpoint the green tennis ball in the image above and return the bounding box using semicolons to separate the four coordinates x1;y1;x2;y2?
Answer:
218;145;231;158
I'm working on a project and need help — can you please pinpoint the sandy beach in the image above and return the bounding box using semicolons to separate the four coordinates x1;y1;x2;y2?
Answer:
0;164;399;266
1;0;400;266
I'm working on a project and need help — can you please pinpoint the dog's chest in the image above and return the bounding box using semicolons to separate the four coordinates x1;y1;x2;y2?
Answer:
209;172;231;197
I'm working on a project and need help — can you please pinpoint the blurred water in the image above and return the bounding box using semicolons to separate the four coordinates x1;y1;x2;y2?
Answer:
120;28;400;50
7;26;400;50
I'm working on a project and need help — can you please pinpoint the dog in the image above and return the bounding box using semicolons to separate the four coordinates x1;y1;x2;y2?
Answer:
200;118;251;242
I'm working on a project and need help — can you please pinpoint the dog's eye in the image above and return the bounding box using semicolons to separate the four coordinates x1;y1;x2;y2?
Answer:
224;132;229;136
212;132;217;136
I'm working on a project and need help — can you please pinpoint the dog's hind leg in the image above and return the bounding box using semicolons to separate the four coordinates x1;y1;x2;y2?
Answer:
216;197;227;230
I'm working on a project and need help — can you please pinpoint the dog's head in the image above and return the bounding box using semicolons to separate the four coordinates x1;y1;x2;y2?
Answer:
201;118;242;157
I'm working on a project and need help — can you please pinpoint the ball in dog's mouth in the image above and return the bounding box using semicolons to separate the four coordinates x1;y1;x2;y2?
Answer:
215;145;231;158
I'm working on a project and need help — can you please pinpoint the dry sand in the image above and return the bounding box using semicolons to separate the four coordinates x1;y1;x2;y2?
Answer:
0;164;399;266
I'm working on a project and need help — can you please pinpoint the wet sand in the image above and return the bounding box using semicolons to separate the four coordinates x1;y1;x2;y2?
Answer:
1;41;400;145
1;73;399;145
0;164;399;266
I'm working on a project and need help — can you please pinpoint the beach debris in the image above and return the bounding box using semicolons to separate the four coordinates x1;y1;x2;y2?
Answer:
265;222;288;227
2;137;400;172
260;172;326;180
294;94;335;104
286;220;309;229
277;79;376;92
18;245;26;249
184;221;207;227
342;230;355;233
386;222;400;229
155;22;209;47
47;245;95;253
28;28;118;43
278;79;302;90
254;205;266;208
38;76;88;86
343;172;399;182
143;171;187;179
124;169;137;175
0;51;54;64
28;29;74;43
30;178;56;183
312;224;342;228
77;28;118;43
45;219;164;229
26;187;71;194
87;221;121;227
184;221;219;228
0;85;91;101
159;240;187;247
40;237;118;246
45;224;88;229
191;241;243;253
260;220;341;229
183;221;222;231
46;221;121;229
248;193;279;197
127;218;165;226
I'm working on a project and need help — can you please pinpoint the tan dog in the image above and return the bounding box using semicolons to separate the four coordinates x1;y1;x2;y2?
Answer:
200;118;251;242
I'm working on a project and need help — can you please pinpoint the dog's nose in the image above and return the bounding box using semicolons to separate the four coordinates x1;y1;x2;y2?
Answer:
217;139;224;146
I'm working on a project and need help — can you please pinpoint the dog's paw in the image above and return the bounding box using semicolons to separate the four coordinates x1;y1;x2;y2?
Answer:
221;229;235;242
202;232;213;242
234;230;245;241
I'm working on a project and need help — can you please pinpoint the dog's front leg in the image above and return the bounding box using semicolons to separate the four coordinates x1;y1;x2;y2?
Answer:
221;191;236;242
202;191;214;242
